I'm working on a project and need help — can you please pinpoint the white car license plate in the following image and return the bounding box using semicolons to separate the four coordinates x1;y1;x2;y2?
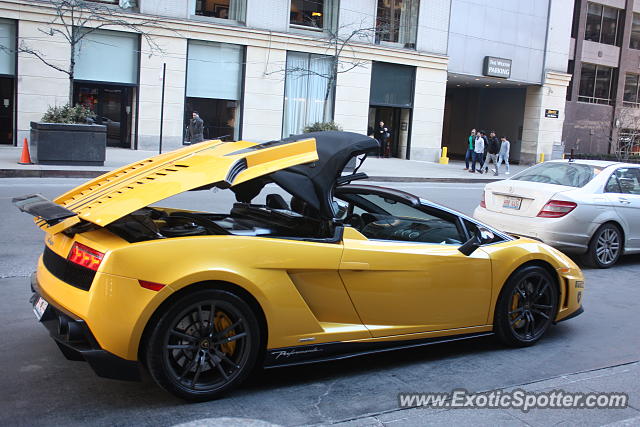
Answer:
503;196;522;210
33;296;49;321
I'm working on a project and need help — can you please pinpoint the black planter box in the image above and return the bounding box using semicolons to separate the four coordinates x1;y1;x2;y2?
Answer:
30;122;107;166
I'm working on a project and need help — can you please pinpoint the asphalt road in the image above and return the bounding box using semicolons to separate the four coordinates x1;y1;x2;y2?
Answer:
0;178;638;426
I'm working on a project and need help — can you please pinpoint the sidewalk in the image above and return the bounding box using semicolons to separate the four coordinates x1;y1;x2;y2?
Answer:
0;145;529;182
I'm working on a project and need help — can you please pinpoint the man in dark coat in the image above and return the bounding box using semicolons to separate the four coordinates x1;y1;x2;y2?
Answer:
484;130;500;175
188;111;204;144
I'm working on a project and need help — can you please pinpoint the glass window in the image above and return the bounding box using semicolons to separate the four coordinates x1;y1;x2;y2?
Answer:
195;0;246;22
74;28;139;85
609;168;640;194
512;163;601;188
0;18;16;76
584;2;620;46
605;174;622;193
601;6;619;45
375;0;419;48
618;129;640;154
282;51;334;137
289;0;338;31
623;74;640;106
578;63;615;105
631;13;640;50
337;193;465;244
585;3;602;42
186;41;244;142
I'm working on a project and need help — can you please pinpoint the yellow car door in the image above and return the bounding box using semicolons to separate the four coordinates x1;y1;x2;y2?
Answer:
336;188;493;338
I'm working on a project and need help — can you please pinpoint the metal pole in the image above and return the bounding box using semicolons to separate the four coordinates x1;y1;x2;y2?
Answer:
159;62;166;154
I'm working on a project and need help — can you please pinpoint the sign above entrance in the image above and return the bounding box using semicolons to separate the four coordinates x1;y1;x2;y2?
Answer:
545;109;560;118
483;57;511;79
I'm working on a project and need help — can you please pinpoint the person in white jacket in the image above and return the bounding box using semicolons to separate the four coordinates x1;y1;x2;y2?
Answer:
497;136;511;175
470;133;485;173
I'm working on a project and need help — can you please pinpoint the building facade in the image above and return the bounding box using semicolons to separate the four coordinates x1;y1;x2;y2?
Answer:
0;0;573;163
564;0;640;156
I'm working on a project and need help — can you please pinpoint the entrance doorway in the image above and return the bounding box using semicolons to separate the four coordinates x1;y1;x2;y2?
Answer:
0;76;14;145
368;106;411;158
184;97;240;142
74;82;135;148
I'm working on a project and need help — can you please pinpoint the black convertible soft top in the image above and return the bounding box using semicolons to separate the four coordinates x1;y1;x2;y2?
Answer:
232;131;379;219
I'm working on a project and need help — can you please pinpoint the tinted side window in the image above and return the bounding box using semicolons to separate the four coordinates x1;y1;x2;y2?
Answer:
614;168;640;194
605;173;622;193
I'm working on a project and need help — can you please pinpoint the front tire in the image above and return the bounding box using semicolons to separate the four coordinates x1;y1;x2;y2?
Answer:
494;265;558;347
145;289;261;401
582;223;622;268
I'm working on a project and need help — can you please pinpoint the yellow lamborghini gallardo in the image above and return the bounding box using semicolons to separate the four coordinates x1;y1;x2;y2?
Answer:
14;131;584;401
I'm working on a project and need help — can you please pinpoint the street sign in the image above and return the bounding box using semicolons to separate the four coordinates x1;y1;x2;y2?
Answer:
483;57;511;79
545;109;559;118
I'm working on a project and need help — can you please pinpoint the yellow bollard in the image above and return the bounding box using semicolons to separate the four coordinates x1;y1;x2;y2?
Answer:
539;152;545;163
439;146;449;164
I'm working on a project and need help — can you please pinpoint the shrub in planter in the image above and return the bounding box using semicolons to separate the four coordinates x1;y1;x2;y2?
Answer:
303;121;343;133
30;104;107;166
41;104;97;124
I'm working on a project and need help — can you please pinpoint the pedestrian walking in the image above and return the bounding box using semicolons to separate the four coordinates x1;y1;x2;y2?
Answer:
464;128;476;170
497;135;511;175
188;111;204;144
470;132;485;173
484;131;500;176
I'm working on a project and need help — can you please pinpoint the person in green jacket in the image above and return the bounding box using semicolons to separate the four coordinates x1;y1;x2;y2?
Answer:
464;128;476;170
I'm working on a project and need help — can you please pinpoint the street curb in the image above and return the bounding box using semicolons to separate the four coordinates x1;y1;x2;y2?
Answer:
365;176;501;183
0;169;502;183
0;169;106;179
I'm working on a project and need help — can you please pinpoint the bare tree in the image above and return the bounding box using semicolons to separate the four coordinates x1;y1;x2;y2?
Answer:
269;22;378;123
2;0;170;104
603;107;640;160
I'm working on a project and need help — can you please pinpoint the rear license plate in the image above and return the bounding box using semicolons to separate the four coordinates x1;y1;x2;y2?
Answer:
33;296;49;321
503;196;522;210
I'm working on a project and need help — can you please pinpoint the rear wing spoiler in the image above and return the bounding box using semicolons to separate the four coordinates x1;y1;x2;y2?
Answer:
13;194;80;233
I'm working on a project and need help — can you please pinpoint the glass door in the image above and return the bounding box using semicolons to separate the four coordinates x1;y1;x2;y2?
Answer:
0;76;14;145
74;82;133;148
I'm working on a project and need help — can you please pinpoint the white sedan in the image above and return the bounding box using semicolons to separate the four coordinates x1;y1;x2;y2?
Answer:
473;159;640;268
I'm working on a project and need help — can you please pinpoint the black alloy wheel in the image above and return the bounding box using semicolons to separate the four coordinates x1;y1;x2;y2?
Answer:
494;265;558;347
582;223;622;269
146;289;261;401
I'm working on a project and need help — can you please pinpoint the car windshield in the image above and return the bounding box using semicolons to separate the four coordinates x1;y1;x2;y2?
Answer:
511;163;600;187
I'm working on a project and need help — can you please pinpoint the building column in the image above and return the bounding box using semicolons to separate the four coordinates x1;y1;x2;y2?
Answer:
410;64;448;161
137;36;187;151
521;71;572;164
333;60;371;135
16;20;70;145
241;45;286;142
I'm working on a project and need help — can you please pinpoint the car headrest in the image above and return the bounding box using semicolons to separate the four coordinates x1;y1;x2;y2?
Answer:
266;193;289;210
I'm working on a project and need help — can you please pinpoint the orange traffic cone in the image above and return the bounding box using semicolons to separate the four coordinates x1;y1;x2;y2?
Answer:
18;137;32;165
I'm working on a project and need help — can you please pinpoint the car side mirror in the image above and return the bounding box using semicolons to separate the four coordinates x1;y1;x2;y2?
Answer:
458;227;494;256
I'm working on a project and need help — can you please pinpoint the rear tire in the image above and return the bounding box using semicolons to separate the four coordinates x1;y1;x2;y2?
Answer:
494;265;558;347
581;223;622;269
145;289;261;401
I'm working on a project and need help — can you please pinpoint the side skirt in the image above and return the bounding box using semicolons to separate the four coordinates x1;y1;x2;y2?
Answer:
264;331;494;368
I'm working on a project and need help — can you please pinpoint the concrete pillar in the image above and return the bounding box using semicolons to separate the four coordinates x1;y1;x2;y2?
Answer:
333;61;371;135
521;71;572;164
16;20;70;145
137;36;187;151
410;65;447;161
398;108;410;159
241;45;286;142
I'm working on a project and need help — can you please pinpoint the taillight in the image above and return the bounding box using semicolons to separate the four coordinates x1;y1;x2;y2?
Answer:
537;200;577;218
67;242;104;271
480;192;486;208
